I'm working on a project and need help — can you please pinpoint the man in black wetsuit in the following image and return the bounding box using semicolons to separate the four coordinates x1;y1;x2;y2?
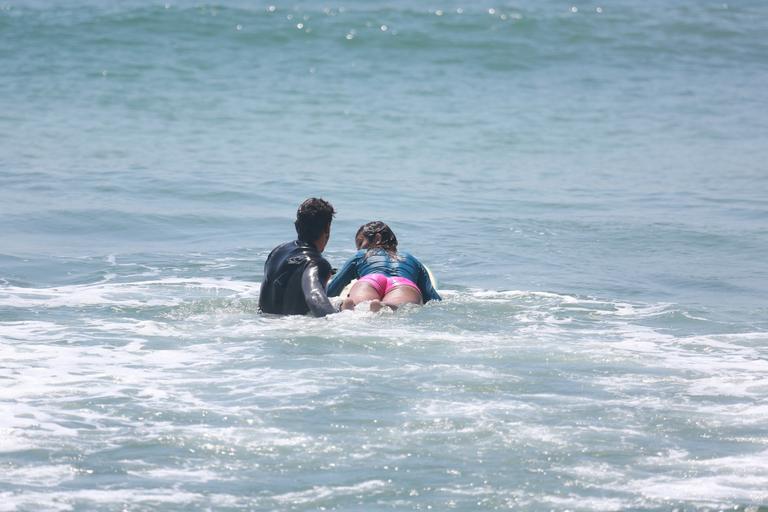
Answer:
258;198;338;317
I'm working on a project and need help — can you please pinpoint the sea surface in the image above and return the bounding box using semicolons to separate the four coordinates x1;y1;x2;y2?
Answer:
2;0;768;510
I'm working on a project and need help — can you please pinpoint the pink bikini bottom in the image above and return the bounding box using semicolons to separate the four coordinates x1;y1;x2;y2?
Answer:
357;274;420;298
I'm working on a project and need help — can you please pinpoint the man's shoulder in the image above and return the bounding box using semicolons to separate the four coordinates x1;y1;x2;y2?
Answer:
267;240;291;255
306;252;332;278
276;240;298;252
311;253;332;270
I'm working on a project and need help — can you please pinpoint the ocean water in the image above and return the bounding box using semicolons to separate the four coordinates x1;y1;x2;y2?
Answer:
2;0;768;510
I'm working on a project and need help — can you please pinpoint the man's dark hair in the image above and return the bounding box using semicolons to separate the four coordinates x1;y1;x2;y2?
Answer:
295;198;336;243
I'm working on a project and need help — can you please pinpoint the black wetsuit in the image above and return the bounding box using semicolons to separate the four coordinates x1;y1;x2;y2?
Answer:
258;240;336;317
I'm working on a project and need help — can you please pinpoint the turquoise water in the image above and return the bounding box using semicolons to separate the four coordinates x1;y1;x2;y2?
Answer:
2;1;768;510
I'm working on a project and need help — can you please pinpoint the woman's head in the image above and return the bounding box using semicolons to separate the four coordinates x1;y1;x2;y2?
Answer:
355;221;398;255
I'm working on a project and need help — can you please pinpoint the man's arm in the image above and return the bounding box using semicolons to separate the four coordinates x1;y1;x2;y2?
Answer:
301;264;337;317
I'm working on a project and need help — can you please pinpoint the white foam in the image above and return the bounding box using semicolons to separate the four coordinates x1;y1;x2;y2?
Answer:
437;483;499;496
414;398;536;419
0;427;34;453
694;402;768;426
541;494;629;511
0;464;75;487
561;461;628;482
0;488;204;509
0;321;70;342
129;467;224;482
85;318;185;338
271;479;387;504
0;277;259;308
610;301;673;317
633;473;768;504
470;289;580;303
687;375;768;398
1;284;765;510
169;425;316;452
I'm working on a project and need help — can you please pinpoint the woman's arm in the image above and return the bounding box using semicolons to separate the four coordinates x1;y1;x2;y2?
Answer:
417;261;441;302
326;253;360;297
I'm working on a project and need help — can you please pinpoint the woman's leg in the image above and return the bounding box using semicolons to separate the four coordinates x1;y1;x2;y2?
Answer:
342;281;382;310
381;285;423;310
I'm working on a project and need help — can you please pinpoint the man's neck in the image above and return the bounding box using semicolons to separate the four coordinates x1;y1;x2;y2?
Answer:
297;239;320;251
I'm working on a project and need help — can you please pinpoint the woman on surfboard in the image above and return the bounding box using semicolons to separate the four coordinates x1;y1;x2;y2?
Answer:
327;221;441;311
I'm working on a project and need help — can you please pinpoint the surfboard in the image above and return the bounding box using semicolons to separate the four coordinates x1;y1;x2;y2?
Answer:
425;266;438;290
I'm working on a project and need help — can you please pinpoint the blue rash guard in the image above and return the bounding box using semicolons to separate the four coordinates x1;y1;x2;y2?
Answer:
327;249;442;303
